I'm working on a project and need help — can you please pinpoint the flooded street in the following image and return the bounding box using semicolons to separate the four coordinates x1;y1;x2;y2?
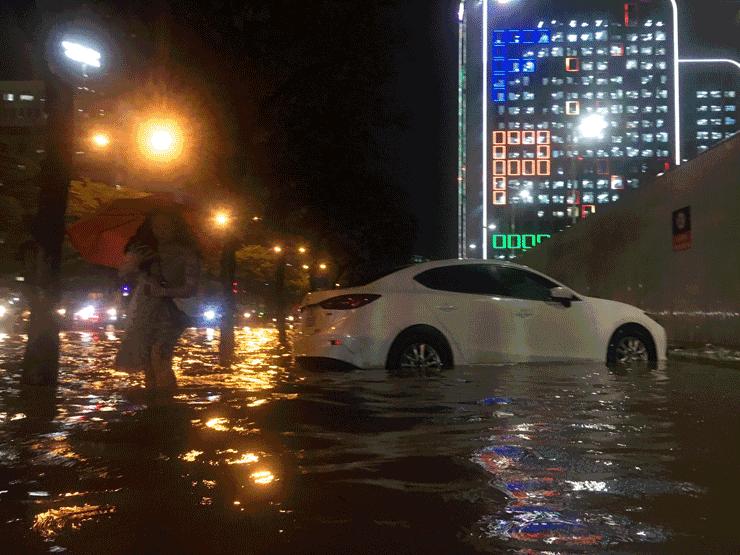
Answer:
0;329;738;554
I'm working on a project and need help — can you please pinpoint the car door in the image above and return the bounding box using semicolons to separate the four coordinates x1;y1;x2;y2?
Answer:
494;267;599;361
413;264;534;364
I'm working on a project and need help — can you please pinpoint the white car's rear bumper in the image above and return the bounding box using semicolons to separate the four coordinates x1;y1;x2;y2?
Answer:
293;331;386;369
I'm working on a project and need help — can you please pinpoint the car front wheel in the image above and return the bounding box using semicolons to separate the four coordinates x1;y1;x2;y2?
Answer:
607;327;656;365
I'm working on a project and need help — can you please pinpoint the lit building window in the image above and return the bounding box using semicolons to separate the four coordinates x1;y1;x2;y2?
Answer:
626;59;638;70
641;149;655;157
582;61;594;71
596;61;608;71
656;105;668;113
655;31;666;41
656;132;668;143
19;94;34;101
725;117;736;126
656;61;666;70
696;91;708;99
640;61;654;71
642;134;654;143
626;33;638;42
710;118;722;126
640;46;653;55
594;31;607;41
710;91;722;98
2;93;14;101
725;105;736;112
697;118;709;126
711;131;723;140
610;44;624;56
641;89;653;98
724;91;736;98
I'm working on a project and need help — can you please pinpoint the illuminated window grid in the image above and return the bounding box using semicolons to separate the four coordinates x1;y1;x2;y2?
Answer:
565;57;580;72
493;191;507;205
493;176;506;191
492;145;507;159
566;100;580;115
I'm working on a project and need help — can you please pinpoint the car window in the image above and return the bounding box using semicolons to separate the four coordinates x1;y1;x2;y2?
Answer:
495;267;558;301
414;265;507;295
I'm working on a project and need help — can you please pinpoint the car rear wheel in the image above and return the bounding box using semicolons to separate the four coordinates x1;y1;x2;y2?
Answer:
387;331;452;370
607;327;656;365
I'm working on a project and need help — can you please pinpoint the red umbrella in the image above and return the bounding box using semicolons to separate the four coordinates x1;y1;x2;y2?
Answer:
67;194;204;269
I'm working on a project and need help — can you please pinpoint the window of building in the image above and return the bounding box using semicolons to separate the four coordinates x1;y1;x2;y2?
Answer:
697;118;709;126
610;76;624;85
641;120;653;128
581;76;594;86
596;91;607;100
626;147;639;157
641;89;653;98
656;61;666;70
640;61;654;70
656;132;668;143
626;44;639;55
581;47;593;56
656;105;668;113
508;107;521;115
596;60;608;71
626;120;639;129
711;118;722;126
725;105;736;112
627;105;639;114
583;92;595;100
640;46;653;55
655;31;666;41
610;44;625;56
711;131;723;140
567;34;578;42
611;147;624;157
610;91;624;101
656;89;668;99
552;31;564;42
626;59;638;70
641;149;655;157
2;93;14;101
696;90;708;99
710;90;722;98
19;94;34;101
594;30;607;41
627;33;638;42
725;117;737;126
656;47;666;55
656;119;665;128
725;91;736;98
565;57;579;71
551;91;564;100
642;133;654;143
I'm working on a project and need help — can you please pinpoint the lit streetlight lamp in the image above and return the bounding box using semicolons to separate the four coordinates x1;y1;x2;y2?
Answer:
273;246;283;254
135;117;186;164
213;210;231;228
90;131;111;149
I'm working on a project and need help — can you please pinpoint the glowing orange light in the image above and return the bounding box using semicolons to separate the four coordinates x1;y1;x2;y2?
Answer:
135;117;185;164
90;132;111;148
273;246;282;254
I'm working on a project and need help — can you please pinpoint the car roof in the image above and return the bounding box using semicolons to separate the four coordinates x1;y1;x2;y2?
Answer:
372;258;547;285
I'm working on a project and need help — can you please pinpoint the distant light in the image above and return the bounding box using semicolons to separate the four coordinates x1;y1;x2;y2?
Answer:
537;21;544;28
243;312;251;319
496;0;513;4
91;132;110;148
61;40;102;68
56;308;67;316
213;211;230;227
15;276;24;282
136;118;185;164
106;308;117;318
0;306;6;317
488;224;497;230
298;246;307;254
273;246;282;254
203;310;216;321
458;1;464;21
302;264;310;270
76;305;96;320
578;114;608;139
469;243;477;250
319;263;327;270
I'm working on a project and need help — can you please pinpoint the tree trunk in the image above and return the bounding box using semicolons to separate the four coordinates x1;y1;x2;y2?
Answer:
21;69;73;386
275;252;287;345
218;236;237;366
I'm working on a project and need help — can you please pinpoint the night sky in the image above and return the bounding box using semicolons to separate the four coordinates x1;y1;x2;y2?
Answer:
391;0;739;259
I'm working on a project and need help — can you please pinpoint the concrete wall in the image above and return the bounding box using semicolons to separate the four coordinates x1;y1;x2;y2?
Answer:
518;134;740;347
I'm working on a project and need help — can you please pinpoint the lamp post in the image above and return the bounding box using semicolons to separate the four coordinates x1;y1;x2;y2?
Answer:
22;33;104;386
213;209;238;366
272;245;312;345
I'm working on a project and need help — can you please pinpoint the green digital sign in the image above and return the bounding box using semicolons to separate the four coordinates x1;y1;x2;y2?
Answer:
491;233;551;251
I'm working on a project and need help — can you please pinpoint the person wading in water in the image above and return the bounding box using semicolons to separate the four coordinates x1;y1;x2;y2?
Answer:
115;208;201;391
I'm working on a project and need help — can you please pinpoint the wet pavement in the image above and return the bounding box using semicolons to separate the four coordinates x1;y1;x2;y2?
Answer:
0;328;738;554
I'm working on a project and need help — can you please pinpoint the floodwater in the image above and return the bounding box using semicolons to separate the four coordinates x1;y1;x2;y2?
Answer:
0;328;738;554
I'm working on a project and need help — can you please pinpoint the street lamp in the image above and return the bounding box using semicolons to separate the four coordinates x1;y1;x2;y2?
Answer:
273;246;283;254
90;131;111;149
319;263;327;271
60;40;102;70
298;246;307;254
213;210;231;228
135;117;185;164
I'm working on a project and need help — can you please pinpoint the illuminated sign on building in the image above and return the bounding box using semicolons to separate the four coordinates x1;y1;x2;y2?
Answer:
491;233;552;251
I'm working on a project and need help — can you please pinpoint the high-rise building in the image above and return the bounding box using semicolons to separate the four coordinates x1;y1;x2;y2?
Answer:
459;0;679;259
680;62;738;160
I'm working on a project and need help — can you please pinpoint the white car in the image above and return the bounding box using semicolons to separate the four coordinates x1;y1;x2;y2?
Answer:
294;259;667;370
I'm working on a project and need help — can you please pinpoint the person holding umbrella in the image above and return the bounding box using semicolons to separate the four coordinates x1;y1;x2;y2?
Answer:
113;206;201;390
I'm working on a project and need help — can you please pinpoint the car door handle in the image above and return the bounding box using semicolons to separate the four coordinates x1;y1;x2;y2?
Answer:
435;305;458;312
516;310;534;318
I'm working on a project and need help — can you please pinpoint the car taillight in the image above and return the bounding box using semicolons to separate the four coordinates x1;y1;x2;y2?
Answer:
318;294;381;310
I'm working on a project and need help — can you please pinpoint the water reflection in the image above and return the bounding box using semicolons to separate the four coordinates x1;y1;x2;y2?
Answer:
0;330;737;553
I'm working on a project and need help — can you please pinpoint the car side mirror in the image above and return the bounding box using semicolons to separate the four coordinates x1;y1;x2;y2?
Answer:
550;286;574;307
